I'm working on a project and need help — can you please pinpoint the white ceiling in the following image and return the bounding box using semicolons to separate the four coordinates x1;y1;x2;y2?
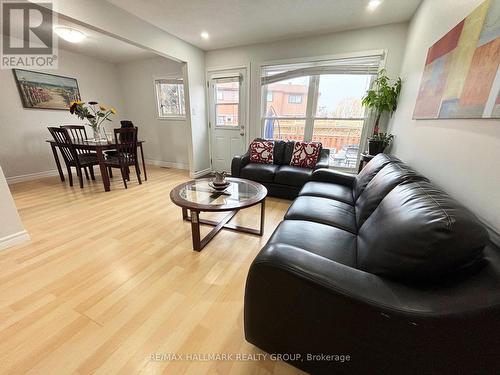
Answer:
106;0;422;50
55;18;158;63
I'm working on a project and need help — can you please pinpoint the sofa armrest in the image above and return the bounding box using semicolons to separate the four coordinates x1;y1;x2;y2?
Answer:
231;151;250;177
311;168;355;187
315;149;330;170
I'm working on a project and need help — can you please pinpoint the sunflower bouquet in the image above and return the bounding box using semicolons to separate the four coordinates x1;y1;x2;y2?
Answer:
69;101;117;141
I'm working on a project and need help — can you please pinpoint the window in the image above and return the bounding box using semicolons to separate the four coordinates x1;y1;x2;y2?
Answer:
263;76;309;141
261;54;382;170
154;77;186;118
266;91;273;102
288;94;302;104
214;78;240;127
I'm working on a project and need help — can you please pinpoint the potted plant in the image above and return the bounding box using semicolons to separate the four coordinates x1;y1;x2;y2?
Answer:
368;132;394;155
362;69;401;155
69;101;116;142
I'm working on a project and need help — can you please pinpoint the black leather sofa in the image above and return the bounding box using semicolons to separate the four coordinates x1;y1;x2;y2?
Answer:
244;153;500;374
231;139;330;199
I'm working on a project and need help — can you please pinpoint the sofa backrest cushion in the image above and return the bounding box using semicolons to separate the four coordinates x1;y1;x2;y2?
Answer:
355;162;428;228
283;141;295;165
353;153;400;201
254;138;286;165
357;181;488;282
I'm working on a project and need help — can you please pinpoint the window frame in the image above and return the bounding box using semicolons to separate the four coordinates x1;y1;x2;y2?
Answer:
287;94;303;104
211;75;242;129
153;76;187;121
260;51;385;172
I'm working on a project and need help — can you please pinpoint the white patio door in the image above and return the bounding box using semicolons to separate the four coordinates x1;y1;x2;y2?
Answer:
208;68;247;172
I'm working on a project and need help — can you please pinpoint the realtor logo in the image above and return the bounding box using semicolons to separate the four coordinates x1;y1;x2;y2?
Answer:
1;0;58;69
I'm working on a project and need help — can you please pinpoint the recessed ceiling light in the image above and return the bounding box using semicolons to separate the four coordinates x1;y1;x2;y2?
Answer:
54;26;87;43
201;31;209;40
367;0;382;11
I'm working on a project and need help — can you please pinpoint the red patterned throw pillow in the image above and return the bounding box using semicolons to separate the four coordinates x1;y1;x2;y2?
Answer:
250;140;274;164
290;141;321;168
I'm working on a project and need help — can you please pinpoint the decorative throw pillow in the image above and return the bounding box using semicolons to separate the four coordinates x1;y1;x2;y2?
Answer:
249;140;274;164
290;141;321;168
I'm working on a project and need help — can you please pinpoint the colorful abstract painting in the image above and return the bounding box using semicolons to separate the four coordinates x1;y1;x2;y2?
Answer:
413;0;500;119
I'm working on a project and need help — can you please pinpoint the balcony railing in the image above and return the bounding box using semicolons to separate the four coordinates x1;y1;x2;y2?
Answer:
264;117;364;169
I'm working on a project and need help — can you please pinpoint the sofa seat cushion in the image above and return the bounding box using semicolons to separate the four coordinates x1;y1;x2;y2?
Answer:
274;165;312;187
285;196;357;234
268;220;357;266
241;163;279;183
299;181;354;205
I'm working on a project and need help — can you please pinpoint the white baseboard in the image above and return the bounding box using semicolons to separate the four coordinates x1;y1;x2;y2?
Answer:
145;159;190;170
190;168;212;178
0;230;30;251
6;169;60;185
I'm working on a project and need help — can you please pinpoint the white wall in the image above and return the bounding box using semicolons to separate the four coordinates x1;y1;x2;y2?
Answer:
205;22;409;142
49;0;210;177
389;0;500;233
0;166;29;250
117;56;189;169
0;48;124;180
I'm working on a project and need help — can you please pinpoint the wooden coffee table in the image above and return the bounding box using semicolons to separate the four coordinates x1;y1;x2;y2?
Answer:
170;178;267;251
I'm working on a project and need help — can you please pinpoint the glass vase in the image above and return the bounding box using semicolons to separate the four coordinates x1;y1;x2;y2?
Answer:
92;126;104;143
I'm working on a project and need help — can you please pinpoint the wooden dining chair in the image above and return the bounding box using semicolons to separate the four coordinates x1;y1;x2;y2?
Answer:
48;127;99;188
61;125;96;181
104;127;141;189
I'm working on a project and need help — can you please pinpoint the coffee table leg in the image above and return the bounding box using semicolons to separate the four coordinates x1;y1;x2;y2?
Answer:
259;199;266;236
190;210;202;251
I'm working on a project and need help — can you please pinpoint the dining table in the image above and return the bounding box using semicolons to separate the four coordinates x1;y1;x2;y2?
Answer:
47;139;147;192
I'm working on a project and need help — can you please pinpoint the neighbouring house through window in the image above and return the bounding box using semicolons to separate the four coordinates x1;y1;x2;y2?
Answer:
261;53;383;170
154;77;186;118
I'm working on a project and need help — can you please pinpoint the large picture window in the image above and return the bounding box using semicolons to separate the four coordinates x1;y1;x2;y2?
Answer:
261;54;382;170
154;77;186;119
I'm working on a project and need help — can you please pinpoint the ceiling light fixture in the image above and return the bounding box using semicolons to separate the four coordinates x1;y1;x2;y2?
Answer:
367;0;382;11
201;31;209;40
54;26;87;43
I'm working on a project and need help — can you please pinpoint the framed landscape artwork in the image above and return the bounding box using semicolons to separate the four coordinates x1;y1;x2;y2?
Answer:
413;0;500;119
13;69;81;110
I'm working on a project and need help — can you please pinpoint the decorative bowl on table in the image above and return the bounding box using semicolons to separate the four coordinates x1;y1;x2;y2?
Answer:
209;180;231;191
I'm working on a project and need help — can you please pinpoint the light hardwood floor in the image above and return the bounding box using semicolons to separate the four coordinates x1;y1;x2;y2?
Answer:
1;166;304;375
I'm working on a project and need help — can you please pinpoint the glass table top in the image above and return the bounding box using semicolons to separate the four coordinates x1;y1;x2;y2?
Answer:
179;178;262;206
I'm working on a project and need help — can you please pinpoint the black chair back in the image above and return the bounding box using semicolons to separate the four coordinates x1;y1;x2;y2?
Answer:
60;125;92;155
114;127;138;164
48;127;78;165
120;120;134;128
61;125;88;142
119;120;135;142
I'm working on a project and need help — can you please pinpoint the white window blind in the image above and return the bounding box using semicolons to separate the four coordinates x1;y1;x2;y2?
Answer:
261;53;384;85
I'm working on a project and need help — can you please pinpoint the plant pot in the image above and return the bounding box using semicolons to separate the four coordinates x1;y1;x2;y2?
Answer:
368;139;385;155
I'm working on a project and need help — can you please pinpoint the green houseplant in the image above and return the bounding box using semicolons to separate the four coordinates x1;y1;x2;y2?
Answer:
362;69;401;155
